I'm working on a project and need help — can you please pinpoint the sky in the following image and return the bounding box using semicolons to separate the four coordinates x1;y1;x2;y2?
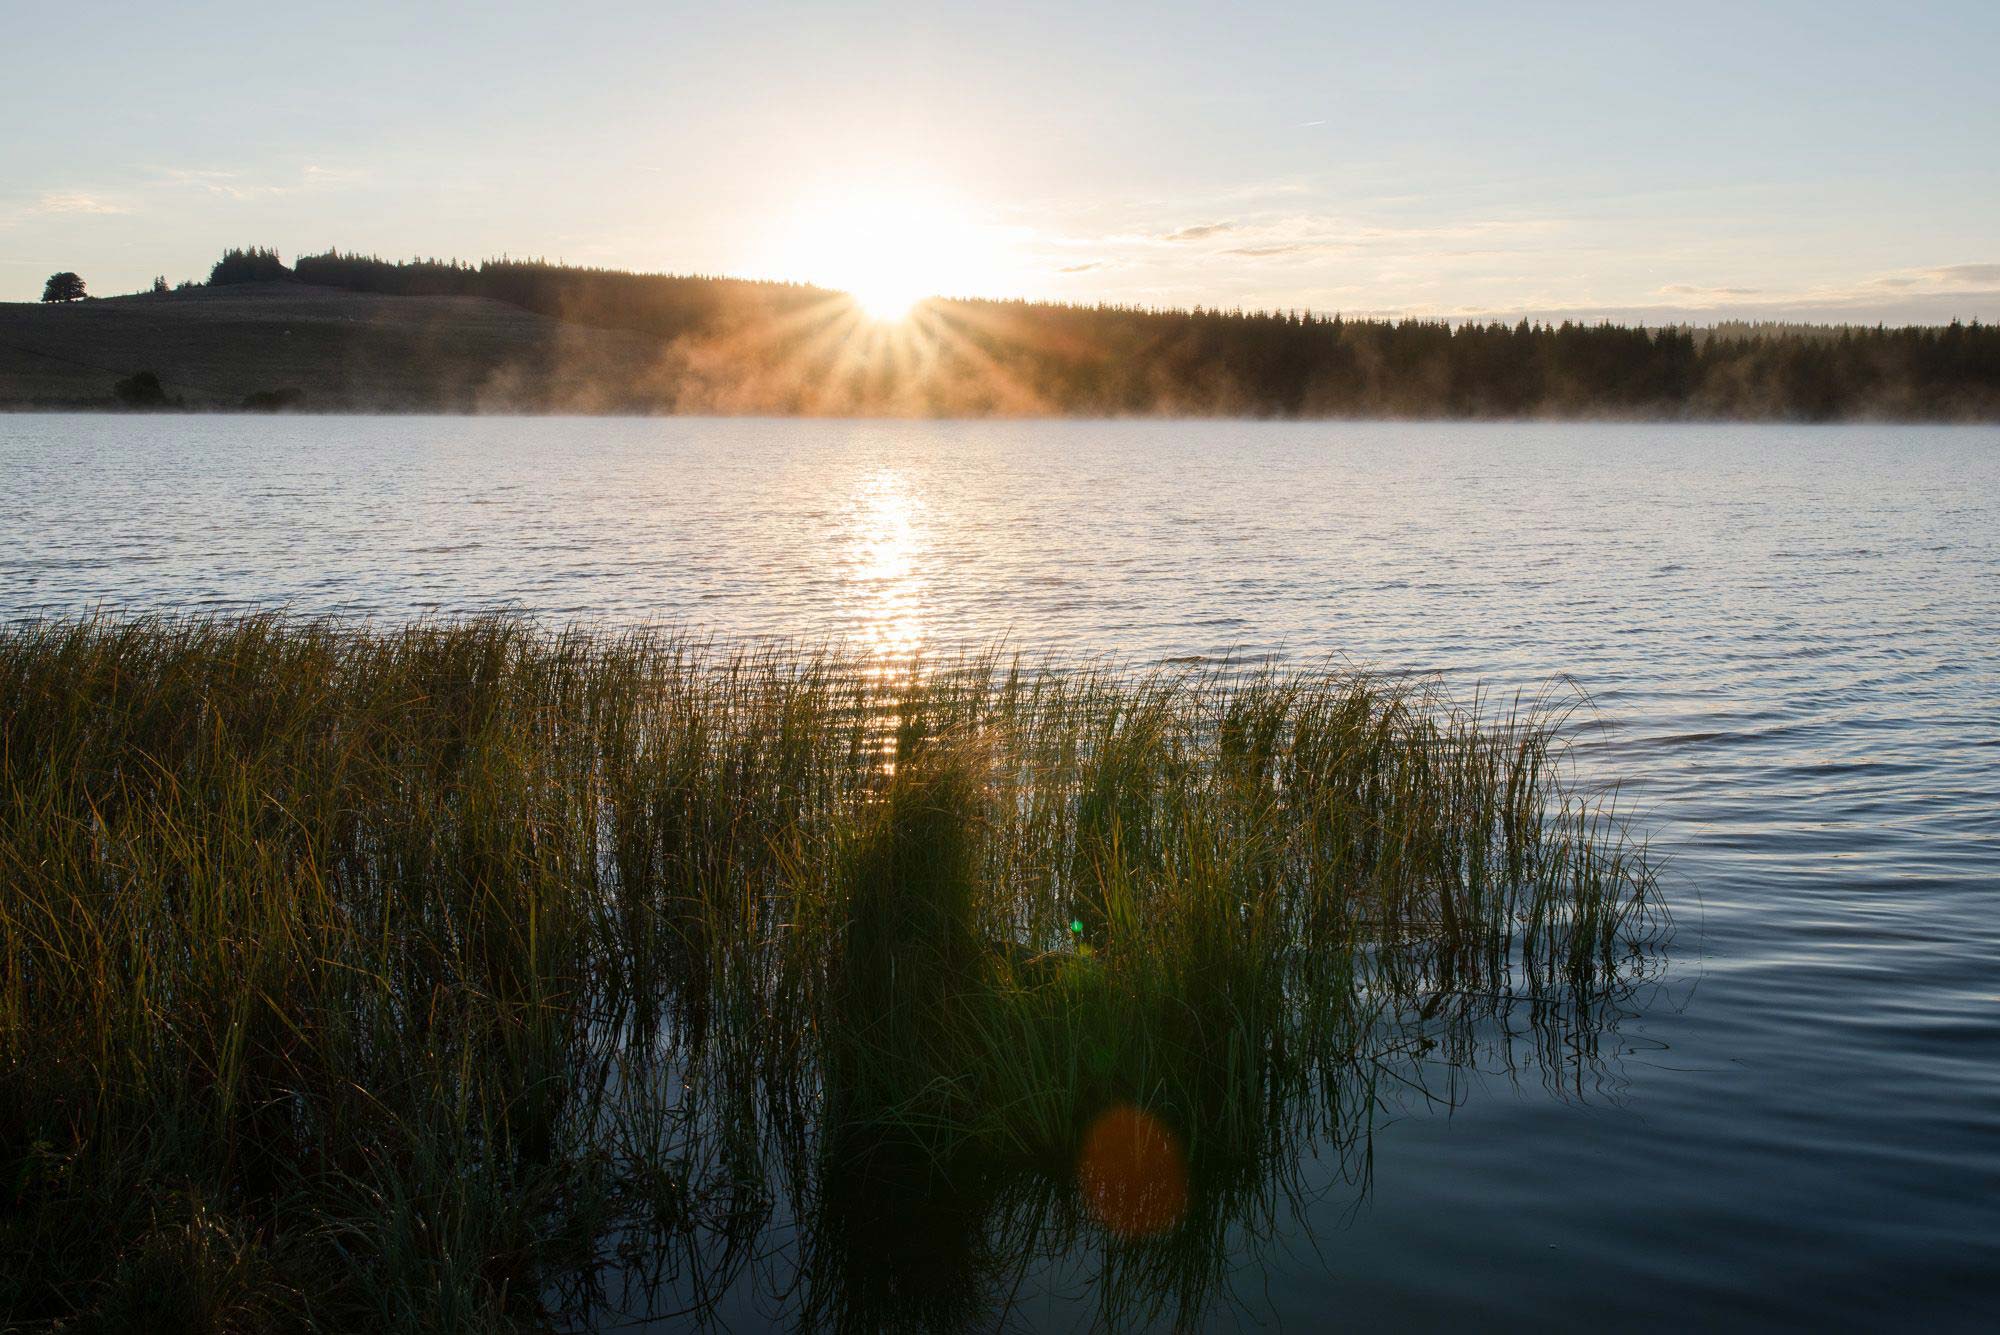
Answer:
4;0;1996;322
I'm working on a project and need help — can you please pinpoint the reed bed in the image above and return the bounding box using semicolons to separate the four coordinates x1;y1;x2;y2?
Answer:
0;616;1659;1331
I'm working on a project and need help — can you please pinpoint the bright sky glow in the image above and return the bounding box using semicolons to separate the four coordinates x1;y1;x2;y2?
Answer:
755;184;1023;319
3;1;1996;322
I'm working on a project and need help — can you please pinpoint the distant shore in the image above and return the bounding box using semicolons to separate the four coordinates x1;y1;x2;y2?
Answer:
6;260;1997;421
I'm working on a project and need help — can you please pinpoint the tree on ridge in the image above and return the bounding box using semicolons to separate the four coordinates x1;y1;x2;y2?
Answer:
41;272;85;303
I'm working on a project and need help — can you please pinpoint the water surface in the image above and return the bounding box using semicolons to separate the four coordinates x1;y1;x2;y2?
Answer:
3;415;1996;1328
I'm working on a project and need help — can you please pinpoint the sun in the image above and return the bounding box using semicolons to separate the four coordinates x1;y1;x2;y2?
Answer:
852;273;925;324
760;186;1009;323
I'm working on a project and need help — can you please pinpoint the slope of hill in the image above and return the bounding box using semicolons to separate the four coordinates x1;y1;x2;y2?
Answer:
0;283;669;411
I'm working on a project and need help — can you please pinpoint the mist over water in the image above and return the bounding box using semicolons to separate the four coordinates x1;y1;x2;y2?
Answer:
4;415;1997;1326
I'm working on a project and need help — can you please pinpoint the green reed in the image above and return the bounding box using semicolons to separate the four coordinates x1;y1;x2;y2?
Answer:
0;615;1659;1330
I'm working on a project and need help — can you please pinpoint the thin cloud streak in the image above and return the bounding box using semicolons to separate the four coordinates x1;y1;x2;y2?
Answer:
1164;222;1236;242
34;192;129;216
153;164;364;201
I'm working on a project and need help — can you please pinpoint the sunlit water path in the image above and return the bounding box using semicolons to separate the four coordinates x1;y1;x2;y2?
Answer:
3;415;1996;1328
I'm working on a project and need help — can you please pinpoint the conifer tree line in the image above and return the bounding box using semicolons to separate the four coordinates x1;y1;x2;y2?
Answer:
199;248;1997;419
208;247;294;285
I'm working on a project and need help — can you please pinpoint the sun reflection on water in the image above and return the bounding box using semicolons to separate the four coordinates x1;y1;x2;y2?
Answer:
846;469;926;668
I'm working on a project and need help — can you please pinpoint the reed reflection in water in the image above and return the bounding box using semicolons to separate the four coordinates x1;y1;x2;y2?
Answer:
598;892;1662;1333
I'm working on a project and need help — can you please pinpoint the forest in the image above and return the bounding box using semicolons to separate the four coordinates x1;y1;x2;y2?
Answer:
268;248;1998;420
37;246;2000;419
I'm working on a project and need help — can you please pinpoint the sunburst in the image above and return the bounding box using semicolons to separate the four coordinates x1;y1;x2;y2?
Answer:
763;187;1008;322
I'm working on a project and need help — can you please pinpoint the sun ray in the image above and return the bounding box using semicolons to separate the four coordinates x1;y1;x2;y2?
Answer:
903;303;1055;415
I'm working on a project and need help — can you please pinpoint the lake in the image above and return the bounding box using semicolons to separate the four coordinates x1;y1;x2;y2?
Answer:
3;414;1997;1329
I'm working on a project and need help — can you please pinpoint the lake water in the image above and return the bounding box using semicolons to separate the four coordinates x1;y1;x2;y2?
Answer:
4;414;1998;1329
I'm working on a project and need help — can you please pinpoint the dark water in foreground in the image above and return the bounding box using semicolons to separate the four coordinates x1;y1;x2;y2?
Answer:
4;415;1997;1329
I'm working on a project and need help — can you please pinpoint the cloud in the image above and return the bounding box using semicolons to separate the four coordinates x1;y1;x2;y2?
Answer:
35;192;127;215
1928;262;2000;285
1451;281;2000;328
0;191;129;230
1224;242;1335;258
1158;214;1567;262
1869;261;2000;291
155;164;363;201
157;168;253;197
1658;283;1763;298
1058;261;1106;273
1;161;369;243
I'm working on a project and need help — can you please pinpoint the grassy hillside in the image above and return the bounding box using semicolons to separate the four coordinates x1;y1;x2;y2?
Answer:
0;284;669;412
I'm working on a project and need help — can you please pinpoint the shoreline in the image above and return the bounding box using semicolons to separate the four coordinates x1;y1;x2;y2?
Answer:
8;276;1995;422
7;403;2000;424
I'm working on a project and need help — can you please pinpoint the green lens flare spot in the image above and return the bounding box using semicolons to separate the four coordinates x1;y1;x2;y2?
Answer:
1070;919;1084;934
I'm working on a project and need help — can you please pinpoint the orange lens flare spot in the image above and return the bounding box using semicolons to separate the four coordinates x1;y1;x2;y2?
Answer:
1077;1104;1188;1238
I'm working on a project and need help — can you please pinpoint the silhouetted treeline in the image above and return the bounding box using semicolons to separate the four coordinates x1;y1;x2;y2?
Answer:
216;250;2000;419
293;249;829;339
209;247;293;285
920;303;2000;420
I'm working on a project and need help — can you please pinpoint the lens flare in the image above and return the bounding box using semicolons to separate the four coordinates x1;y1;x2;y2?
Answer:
1077;1103;1188;1238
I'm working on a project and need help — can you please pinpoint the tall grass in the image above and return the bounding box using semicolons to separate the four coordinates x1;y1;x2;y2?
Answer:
0;616;1660;1330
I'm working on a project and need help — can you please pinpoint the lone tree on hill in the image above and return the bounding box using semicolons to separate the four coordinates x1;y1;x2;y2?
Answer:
41;272;86;302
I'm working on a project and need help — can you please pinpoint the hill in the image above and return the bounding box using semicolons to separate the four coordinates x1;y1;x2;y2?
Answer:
4;252;1996;419
0;283;668;412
